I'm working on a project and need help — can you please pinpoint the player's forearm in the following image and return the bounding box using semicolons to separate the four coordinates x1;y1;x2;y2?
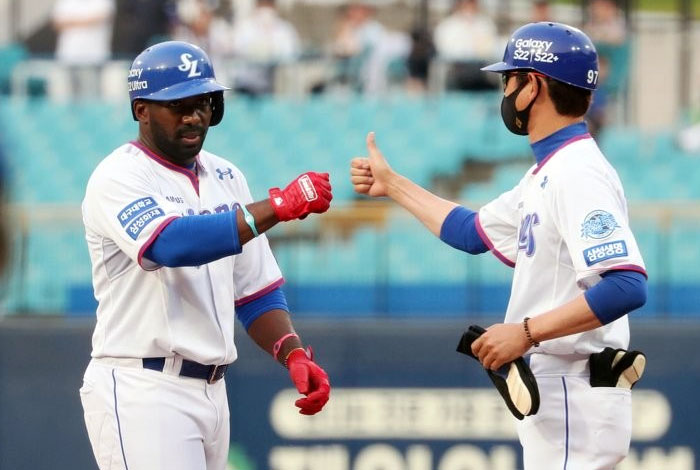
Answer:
528;270;647;343
246;309;303;366
385;173;459;236
526;295;603;344
236;200;280;244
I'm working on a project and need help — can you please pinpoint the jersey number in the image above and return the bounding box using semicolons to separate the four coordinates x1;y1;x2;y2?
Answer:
518;212;540;257
587;69;599;85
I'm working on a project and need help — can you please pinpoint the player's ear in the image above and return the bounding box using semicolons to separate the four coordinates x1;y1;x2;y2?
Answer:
133;100;149;123
527;73;544;101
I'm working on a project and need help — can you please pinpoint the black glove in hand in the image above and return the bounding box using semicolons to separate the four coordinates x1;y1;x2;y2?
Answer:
457;325;540;420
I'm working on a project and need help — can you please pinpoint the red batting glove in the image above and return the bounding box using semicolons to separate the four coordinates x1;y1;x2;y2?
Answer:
269;172;332;221
286;347;330;415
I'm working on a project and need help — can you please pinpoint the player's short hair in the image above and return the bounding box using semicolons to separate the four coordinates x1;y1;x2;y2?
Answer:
515;73;592;118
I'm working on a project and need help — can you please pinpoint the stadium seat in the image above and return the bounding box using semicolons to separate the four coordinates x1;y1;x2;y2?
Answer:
1;95;699;316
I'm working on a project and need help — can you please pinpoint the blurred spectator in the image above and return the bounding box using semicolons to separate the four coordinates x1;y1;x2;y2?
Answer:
331;2;410;94
405;27;435;94
112;0;174;57
231;0;300;95
585;0;627;46
332;3;378;89
531;0;553;22
173;0;235;74
52;0;115;98
677;99;700;153
433;0;499;91
584;0;629;131
677;122;700;153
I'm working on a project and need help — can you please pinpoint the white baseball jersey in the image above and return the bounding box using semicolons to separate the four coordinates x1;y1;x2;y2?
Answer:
477;133;646;356
82;141;283;364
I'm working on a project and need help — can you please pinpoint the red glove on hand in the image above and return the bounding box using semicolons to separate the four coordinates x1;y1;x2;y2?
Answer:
286;347;330;415
269;172;332;221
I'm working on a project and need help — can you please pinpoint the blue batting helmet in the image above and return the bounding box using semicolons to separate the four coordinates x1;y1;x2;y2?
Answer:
482;22;599;90
128;41;230;125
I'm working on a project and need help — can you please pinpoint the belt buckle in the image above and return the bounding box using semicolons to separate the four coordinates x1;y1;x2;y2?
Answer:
207;364;227;384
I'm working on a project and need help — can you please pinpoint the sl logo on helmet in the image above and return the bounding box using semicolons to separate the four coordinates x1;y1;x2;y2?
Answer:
178;53;202;78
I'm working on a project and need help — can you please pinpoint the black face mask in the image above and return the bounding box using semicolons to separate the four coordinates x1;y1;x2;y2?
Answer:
500;77;539;136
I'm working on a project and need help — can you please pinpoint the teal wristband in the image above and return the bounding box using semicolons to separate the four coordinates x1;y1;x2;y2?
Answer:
240;205;259;237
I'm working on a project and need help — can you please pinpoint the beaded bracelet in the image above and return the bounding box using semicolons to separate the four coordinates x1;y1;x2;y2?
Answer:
523;317;540;347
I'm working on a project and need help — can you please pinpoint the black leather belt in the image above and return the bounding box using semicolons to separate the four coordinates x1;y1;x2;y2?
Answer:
142;358;229;384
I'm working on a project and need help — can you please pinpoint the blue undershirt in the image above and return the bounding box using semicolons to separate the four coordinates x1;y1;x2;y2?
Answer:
439;206;489;254
585;270;647;324
531;121;589;164
236;288;289;330
144;211;242;267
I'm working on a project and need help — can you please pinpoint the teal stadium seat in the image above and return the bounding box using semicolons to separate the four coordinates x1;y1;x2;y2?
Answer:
4;226;90;313
1;96;699;315
0;43;28;94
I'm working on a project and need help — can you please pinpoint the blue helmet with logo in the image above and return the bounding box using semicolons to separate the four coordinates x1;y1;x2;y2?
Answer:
482;22;599;90
128;41;230;125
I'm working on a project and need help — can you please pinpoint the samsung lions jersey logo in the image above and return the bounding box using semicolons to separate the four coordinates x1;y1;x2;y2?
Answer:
581;210;620;240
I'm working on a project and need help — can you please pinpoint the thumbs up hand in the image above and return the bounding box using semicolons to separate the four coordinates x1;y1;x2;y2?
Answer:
350;132;395;198
350;132;460;237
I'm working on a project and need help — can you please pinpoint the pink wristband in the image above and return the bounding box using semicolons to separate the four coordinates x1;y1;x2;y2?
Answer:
273;333;299;361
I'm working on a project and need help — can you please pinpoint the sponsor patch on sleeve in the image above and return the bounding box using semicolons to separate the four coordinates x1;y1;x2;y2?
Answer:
583;240;628;266
124;207;165;240
118;197;158;227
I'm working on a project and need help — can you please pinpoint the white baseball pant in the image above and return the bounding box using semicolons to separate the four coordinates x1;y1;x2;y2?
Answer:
80;358;230;470
517;354;632;470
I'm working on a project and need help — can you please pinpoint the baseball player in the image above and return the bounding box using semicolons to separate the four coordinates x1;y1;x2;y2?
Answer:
351;22;647;470
80;41;332;470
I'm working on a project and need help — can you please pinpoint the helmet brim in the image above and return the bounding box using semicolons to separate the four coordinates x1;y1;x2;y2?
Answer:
138;77;230;101
480;61;519;73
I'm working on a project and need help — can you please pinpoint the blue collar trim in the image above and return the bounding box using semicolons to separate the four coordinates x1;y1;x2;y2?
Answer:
531;122;589;165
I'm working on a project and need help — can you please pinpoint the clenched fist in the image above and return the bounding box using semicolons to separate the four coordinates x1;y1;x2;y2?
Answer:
269;172;332;221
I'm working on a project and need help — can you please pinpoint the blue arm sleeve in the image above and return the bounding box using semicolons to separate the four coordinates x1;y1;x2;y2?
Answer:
236;287;289;331
584;270;647;325
144;210;241;267
439;206;489;254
